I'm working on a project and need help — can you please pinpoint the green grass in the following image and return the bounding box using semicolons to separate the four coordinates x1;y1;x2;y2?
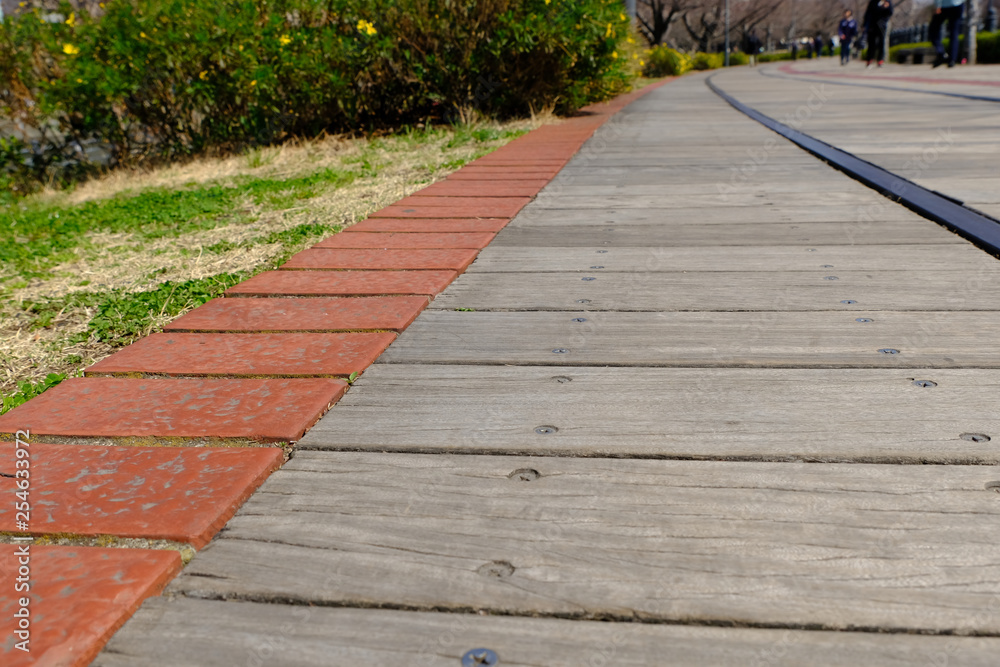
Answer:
1;373;67;416
1;167;357;288
2;116;537;410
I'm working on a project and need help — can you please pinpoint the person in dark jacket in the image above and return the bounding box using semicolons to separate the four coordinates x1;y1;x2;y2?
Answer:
838;10;859;64
930;0;964;67
863;0;893;67
815;33;826;57
743;31;762;66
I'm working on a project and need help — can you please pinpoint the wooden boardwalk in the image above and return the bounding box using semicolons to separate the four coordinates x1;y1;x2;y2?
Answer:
99;70;1000;665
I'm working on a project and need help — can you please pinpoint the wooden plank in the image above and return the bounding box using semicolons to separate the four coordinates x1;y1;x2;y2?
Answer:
165;452;1000;632
464;244;997;273
512;204;922;224
529;193;884;209
300;365;1000;461
426;272;1000;311
490;223;964;246
98;598;1000;666
379;311;1000;367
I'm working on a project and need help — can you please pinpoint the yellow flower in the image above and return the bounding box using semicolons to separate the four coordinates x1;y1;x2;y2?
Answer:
605;23;613;38
620;13;627;21
140;32;147;38
199;70;208;80
250;80;257;86
66;12;76;27
626;36;635;44
640;60;645;66
357;19;377;36
612;51;618;59
62;43;80;55
279;34;292;46
76;78;82;82
545;0;551;4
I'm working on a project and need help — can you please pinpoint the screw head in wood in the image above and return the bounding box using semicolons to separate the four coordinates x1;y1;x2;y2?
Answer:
856;318;873;323
823;276;839;281
477;561;515;579
841;300;857;304
806;248;817;252
596;250;608;253
576;299;591;304
912;380;937;387
571;317;587;322
581;277;596;281
534;425;558;435
462;648;499;667
552;348;569;354
821;265;834;268
552;376;572;383
878;348;900;355
590;266;605;269
508;468;540;481
961;433;991;443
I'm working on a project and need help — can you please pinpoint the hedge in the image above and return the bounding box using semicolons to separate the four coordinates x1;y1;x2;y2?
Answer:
0;0;633;192
889;31;1000;64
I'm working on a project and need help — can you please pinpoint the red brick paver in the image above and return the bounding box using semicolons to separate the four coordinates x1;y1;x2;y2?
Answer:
0;377;347;443
372;202;528;219
0;546;181;666
227;270;457;297
0;444;282;548
317;232;495;249
392;195;531;212
86;332;395;378
415;180;551;197
165;296;428;332
348;218;510;233
445;166;563;180
282;248;480;272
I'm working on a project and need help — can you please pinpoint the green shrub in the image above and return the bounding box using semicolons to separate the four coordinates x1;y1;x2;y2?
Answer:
729;51;748;66
888;32;1000;64
758;51;793;62
691;51;724;70
980;30;1000;63
642;45;692;76
0;0;633;190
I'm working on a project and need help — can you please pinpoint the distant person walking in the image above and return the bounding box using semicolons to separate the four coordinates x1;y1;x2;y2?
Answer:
744;31;762;66
815;33;826;57
863;0;893;67
930;0;964;67
839;10;859;65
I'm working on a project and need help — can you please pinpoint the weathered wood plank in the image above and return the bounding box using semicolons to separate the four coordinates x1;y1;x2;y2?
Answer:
490;223;964;246
511;203;922;224
98;598;1000;666
464;244;997;273
529;193;888;209
166;453;1000;633
428;272;1000;311
300;365;1000;462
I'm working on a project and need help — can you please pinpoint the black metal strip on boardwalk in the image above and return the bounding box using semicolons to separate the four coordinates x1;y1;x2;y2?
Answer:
706;74;1000;257
758;66;1000;104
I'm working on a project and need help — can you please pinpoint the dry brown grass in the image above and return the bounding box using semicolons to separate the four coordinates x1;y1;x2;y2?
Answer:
2;116;554;399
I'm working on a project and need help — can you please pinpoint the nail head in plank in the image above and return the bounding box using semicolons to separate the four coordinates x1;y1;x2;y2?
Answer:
301;365;1000;462
168;452;1000;633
